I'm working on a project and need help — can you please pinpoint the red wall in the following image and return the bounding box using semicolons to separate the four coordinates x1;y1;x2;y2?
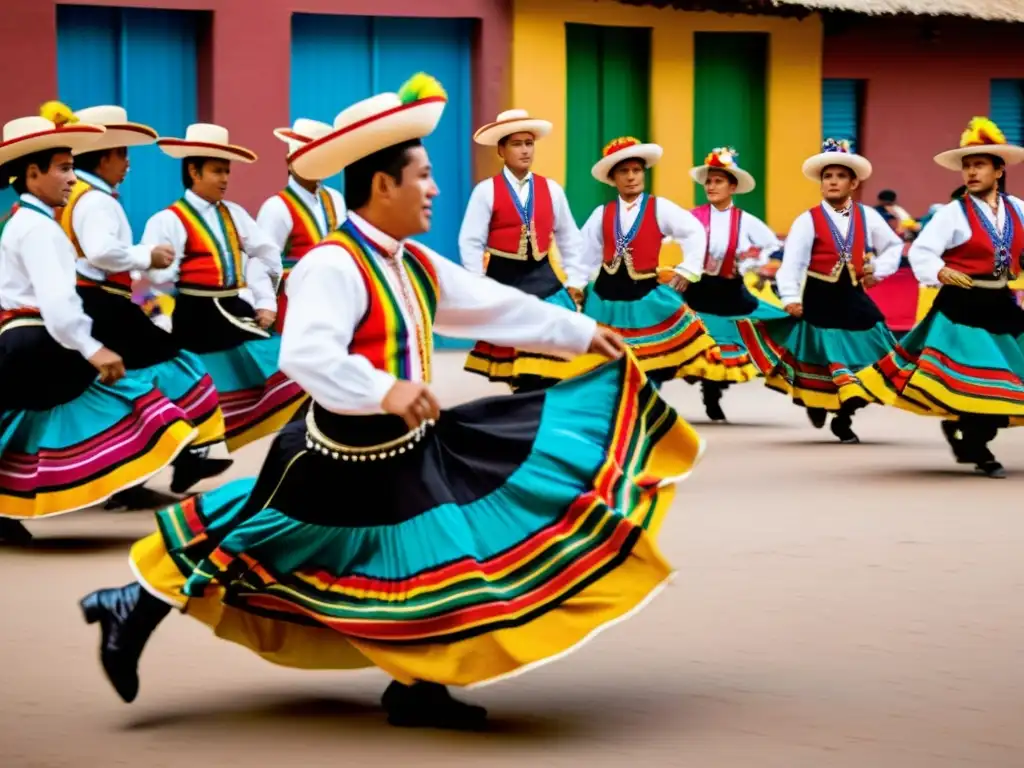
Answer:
823;17;1024;217
0;0;511;213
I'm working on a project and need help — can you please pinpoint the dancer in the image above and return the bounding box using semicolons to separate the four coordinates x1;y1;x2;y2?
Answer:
573;136;716;383
858;117;1024;477
460;109;590;391
754;139;904;443
81;73;703;730
685;146;788;421
141;123;308;451
256;118;346;333
0;105;196;543
59;105;232;509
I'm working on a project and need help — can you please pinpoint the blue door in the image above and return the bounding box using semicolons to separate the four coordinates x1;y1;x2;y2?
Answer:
991;80;1024;147
821;78;863;151
57;6;200;236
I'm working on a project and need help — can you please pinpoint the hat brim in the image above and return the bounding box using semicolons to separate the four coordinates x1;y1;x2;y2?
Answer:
591;144;663;186
157;139;257;163
801;152;872;182
689;164;756;194
0;124;106;168
473;118;553;147
77;123;158;154
289;97;446;181
933;144;1024;171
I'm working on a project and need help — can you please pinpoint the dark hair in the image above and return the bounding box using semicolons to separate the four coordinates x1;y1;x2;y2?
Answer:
498;136;508;148
820;163;857;180
609;157;646;179
74;148;115;175
877;189;897;203
0;147;70;194
181;157;211;190
950;185;967;200
344;139;422;210
706;167;738;186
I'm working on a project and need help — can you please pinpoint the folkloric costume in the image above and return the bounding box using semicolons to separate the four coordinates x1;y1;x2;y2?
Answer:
256;119;346;333
0;107;195;539
684;147;789;420
858;117;1024;477
460;109;590;391
754;139;904;443
142;124;307;451
574;137;717;382
81;73;703;730
59;105;231;498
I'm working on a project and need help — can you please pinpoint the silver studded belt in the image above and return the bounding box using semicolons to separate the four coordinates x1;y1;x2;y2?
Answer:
304;408;434;462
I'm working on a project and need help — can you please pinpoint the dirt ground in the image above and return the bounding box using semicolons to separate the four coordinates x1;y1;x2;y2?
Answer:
2;352;1022;768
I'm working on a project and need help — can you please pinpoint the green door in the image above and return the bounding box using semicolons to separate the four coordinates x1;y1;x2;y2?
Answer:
565;24;651;226
692;32;768;220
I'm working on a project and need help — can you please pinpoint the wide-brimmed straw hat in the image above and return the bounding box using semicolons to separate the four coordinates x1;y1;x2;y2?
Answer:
933;116;1024;171
157;123;257;163
0;101;105;168
591;136;663;186
802;138;872;181
273;118;334;157
689;146;755;194
72;105;157;153
473;109;552;146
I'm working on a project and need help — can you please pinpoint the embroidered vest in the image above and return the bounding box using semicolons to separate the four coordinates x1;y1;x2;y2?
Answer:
168;198;246;292
601;196;663;278
321;223;440;382
486;173;554;260
808;203;871;283
58;181;134;295
278;186;339;276
942;196;1024;278
692;203;746;278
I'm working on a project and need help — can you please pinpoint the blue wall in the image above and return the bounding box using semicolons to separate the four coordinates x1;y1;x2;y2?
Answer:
56;6;201;236
991;79;1024;147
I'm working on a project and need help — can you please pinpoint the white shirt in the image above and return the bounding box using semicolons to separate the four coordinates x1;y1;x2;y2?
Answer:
281;211;598;414
255;176;347;252
0;195;102;359
776;202;905;306
458;166;590;288
579;194;707;282
71;170;154;281
908;194;1024;285
703;204;781;275
141;189;282;311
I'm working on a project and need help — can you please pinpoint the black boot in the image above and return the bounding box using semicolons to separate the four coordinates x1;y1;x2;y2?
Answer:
170;448;233;495
80;582;171;703
103;485;179;511
829;412;859;444
701;381;726;422
806;407;827;429
0;518;33;545
381;681;487;730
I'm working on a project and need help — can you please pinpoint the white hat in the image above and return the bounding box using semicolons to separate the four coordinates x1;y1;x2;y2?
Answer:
802;138;872;181
473;109;552;146
591;136;663;186
290;72;447;182
934;116;1024;171
0;101;105;168
689;146;755;194
72;105;157;153
157;123;257;163
274;118;334;157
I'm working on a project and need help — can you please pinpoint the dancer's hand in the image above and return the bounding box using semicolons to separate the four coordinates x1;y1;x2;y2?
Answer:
89;347;126;385
567;286;585;310
784;302;803;317
382;381;441;430
862;274;880;289
938;267;973;288
588;326;626;359
668;273;690;294
255;309;277;329
149;244;175;269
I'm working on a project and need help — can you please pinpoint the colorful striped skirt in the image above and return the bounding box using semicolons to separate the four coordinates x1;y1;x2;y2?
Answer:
858;284;1024;423
130;355;703;687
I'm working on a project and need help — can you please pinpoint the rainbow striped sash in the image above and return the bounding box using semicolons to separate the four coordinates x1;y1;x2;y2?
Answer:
169;198;246;290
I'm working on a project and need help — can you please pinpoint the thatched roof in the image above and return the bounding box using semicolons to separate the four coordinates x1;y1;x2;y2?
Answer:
617;0;1024;21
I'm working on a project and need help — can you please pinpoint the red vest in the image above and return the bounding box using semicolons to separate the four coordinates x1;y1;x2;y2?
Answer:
602;196;663;275
808;203;869;280
692;203;744;278
486;173;554;258
278;186;340;276
168;199;246;291
943;196;1024;278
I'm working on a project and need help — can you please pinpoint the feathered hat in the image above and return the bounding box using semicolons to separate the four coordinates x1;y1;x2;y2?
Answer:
933;116;1024;171
689;146;755;194
0;101;105;168
591;136;663;186
801;138;872;181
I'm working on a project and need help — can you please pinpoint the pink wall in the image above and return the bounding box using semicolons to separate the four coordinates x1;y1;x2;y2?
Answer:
823;16;1024;217
0;0;511;212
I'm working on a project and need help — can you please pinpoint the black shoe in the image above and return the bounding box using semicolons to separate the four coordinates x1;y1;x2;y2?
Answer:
806;407;827;429
0;518;33;545
975;460;1006;478
103;486;180;511
381;681;488;731
701;383;726;422
170;452;233;495
830;415;860;444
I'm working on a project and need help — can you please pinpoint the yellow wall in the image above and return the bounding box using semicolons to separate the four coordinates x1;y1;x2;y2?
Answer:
511;0;823;233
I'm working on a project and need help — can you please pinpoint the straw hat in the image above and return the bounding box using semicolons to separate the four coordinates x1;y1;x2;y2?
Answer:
0;101;105;168
591;136;663;186
289;72;447;182
689;146;755;194
473;109;552;146
157;123;257;163
802;138;872;181
934;116;1024;171
72;105;157;153
274;118;334;157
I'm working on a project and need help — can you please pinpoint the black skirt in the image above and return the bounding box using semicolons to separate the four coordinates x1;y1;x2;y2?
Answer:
931;282;1024;336
592;267;659;302
77;287;179;369
171;293;269;354
485;249;563;300
684;275;758;316
802;270;885;330
0;323;97;410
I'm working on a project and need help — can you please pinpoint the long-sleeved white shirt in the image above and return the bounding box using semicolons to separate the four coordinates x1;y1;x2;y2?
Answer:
71;170;154;281
281;211;597;414
255;176;347;254
908;194;1024;286
0;195;103;360
142;189;282;311
458;166;589;288
702;204;782;276
776;202;904;306
579;194;707;283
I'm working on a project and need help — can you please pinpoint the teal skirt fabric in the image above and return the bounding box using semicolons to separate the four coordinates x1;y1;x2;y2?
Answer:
127;350;222;446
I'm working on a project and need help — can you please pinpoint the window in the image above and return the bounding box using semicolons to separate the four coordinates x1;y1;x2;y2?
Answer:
990;79;1024;146
821;79;864;152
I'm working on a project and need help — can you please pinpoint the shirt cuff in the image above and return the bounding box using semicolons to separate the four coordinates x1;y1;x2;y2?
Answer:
674;266;701;283
779;294;801;306
78;336;104;361
367;368;399;411
563;313;597;356
130;244;155;271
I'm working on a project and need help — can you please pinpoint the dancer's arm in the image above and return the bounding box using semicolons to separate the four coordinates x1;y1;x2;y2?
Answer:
577;206;605;285
254;195;293;255
547;179;589;289
141;211;187;287
775;212;813;309
228;203;283;308
907;203;960;286
862;206;904;281
656;198;706;283
71;191;155;272
456;180;492;276
738;212;782;273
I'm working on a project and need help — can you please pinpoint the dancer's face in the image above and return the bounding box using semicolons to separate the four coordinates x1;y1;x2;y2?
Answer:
188;158;231;203
499;133;535;176
611;159;646;201
27;150;76;208
820;166;858;205
374;144;439;239
704;169;737;208
961;155;1002;197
